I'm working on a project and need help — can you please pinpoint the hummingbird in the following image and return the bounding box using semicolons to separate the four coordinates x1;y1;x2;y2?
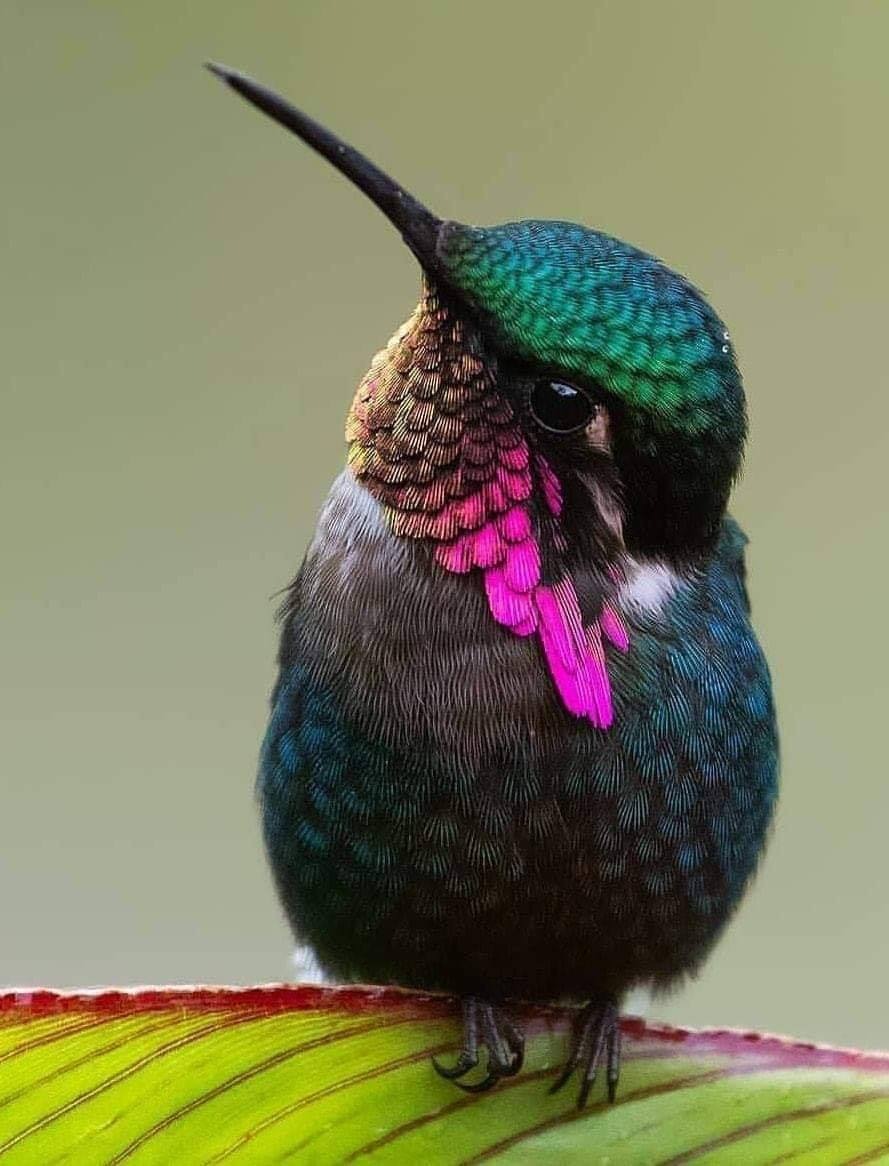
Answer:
208;63;778;1108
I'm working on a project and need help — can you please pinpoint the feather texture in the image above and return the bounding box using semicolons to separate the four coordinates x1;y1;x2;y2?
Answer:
347;285;627;725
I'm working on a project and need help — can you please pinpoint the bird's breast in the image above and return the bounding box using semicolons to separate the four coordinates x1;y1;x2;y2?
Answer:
264;472;777;991
291;470;581;767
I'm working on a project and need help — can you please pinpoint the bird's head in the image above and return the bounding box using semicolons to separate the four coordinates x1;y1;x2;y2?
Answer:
437;220;746;557
209;65;747;729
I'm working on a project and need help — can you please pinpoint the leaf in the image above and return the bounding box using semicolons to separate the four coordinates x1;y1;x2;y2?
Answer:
1;986;888;1163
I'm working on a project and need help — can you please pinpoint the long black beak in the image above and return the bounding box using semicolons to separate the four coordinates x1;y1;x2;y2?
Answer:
205;63;443;270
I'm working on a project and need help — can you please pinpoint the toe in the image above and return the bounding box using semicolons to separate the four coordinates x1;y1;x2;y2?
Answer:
432;1049;479;1081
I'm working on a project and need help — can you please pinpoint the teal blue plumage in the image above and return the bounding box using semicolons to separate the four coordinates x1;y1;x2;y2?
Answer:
260;517;777;1000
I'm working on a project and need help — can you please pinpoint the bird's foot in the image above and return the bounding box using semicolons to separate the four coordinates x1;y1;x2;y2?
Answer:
549;995;621;1108
433;997;525;1093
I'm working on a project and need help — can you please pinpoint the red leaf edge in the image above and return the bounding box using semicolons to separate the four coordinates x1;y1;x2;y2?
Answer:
1;984;887;1074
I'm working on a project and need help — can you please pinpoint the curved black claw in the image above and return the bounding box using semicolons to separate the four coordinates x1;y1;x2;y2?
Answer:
432;1049;479;1081
433;997;525;1094
549;996;621;1109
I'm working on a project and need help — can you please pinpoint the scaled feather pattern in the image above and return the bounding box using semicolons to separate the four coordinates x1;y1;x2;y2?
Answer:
346;286;628;726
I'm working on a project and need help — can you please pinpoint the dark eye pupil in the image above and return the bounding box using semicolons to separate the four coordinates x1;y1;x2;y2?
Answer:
530;380;594;432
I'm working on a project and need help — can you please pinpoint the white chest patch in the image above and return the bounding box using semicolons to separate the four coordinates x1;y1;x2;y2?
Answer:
618;559;684;619
312;470;388;551
292;942;330;984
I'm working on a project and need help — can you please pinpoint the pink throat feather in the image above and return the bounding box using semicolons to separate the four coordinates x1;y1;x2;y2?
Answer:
435;454;628;727
346;289;628;727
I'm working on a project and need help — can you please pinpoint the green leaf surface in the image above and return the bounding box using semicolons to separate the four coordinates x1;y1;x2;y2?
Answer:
1;986;887;1164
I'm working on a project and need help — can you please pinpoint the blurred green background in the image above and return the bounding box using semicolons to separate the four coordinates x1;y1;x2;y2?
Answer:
3;2;887;1049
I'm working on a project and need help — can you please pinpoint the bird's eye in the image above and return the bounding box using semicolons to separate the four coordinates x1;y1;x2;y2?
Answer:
529;380;596;433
